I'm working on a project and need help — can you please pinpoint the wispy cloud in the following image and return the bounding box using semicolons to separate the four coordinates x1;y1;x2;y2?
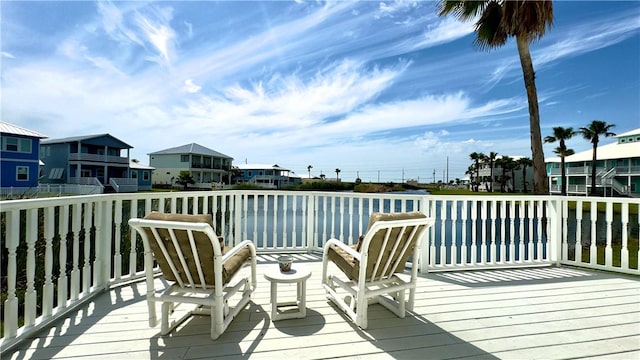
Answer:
1;1;637;181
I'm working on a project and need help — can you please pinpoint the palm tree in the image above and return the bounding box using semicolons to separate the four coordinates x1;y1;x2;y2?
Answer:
335;168;341;182
517;157;533;193
579;120;616;196
469;152;485;191
307;165;313;179
487;151;498;192
544;126;576;195
498;156;517;192
438;1;553;194
465;165;476;191
552;146;575;194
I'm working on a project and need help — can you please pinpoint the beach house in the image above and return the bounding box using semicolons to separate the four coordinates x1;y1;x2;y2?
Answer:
149;143;233;188
0;121;47;197
546;128;640;197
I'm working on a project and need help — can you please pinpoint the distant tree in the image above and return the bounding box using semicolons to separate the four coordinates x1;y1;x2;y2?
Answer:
225;166;242;185
518;157;533;193
544;126;576;195
579;120;616;195
335;168;341;182
469;152;485;192
438;0;553;194
497;156;516;192
517;157;533;193
553;145;575;192
176;170;195;190
307;165;313;179
487;152;498;192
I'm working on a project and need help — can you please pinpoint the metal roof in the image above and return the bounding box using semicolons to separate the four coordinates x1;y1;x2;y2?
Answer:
0;121;47;138
149;143;233;159
546;138;640;163
236;163;289;171
41;133;133;148
614;128;640;138
130;160;154;170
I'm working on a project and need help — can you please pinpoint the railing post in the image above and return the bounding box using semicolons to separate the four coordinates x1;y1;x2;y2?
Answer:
24;209;38;328
3;210;19;339
306;193;316;252
418;196;430;273
547;197;562;266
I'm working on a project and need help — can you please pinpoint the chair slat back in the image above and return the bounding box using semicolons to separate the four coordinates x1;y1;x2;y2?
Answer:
361;213;431;282
129;213;221;289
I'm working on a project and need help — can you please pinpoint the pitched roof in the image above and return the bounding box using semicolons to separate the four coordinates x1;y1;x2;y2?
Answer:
130;160;154;170
563;141;640;162
149;143;233;159
615;128;640;138
236;163;289;171
0;121;47;138
546;139;640;163
41;133;133;148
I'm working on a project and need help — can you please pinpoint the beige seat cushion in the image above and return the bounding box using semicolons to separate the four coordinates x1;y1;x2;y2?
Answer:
327;212;427;281
143;212;251;286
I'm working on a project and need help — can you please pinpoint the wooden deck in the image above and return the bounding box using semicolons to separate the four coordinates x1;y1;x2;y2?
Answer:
5;255;640;359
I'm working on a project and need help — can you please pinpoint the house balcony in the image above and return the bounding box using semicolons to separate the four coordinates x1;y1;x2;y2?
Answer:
1;191;639;358
68;153;129;164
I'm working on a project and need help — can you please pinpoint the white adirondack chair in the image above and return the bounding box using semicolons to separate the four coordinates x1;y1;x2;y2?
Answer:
128;212;256;339
321;212;434;329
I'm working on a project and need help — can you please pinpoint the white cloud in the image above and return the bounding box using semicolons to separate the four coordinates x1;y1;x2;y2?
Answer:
1;51;15;59
183;79;201;93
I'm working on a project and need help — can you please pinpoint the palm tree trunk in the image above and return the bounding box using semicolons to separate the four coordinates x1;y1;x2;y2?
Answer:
516;35;548;194
591;144;598;195
561;156;566;196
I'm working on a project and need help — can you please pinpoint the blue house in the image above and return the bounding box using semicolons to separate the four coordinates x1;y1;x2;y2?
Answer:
130;159;154;191
0;121;48;196
40;134;133;192
236;163;300;189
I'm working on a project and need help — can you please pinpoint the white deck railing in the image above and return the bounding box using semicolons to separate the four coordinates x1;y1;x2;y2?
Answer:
0;191;638;350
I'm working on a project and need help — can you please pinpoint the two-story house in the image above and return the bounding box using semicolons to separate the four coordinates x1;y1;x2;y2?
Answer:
546;128;640;197
40;134;133;193
236;164;300;189
0;121;48;197
149;143;233;187
475;155;534;193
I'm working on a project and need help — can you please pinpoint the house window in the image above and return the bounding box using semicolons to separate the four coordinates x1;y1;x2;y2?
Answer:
143;171;149;181
2;137;32;153
180;155;189;162
16;166;29;181
131;170;138;179
81;169;92;177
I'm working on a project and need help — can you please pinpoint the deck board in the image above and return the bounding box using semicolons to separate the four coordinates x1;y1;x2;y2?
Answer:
5;255;639;359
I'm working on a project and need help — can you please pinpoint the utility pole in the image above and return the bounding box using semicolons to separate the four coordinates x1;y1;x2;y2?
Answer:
432;169;436;183
446;156;449;183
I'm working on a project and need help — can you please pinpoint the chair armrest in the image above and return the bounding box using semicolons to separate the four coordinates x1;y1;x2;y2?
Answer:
325;238;361;261
221;240;256;263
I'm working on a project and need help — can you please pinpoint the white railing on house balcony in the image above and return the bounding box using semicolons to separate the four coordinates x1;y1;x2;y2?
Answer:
110;178;138;193
68;153;129;164
1;191;638;351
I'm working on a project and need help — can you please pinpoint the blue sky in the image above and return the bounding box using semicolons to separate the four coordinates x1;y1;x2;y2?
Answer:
2;1;639;183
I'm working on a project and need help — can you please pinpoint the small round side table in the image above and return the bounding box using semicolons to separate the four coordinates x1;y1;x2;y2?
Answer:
263;265;312;321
